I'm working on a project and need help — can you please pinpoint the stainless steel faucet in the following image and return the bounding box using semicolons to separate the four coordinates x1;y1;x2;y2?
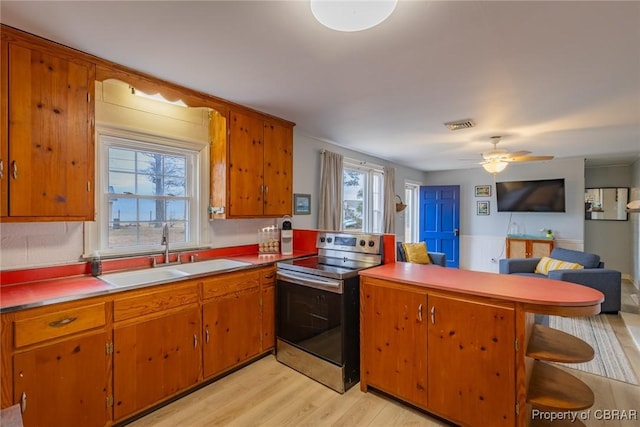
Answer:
161;223;170;264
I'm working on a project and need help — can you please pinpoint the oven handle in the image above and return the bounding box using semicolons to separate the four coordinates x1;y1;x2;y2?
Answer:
276;270;342;291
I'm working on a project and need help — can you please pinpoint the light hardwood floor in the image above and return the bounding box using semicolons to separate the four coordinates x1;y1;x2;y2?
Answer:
129;282;640;427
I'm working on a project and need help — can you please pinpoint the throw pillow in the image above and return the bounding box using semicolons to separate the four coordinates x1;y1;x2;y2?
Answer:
535;256;584;275
401;242;432;264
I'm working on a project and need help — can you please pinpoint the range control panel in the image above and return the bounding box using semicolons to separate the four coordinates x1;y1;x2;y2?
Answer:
316;232;382;255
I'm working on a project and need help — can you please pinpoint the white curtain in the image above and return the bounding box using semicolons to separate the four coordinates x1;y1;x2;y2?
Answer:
318;150;343;231
383;166;396;234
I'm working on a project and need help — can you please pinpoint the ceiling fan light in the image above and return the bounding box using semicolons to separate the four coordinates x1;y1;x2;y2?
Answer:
482;161;508;174
310;0;398;32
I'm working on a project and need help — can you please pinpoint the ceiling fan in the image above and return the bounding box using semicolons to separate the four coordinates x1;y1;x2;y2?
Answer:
479;136;554;174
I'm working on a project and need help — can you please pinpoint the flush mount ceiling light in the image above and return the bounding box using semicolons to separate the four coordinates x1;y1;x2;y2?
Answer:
310;0;398;32
482;159;509;174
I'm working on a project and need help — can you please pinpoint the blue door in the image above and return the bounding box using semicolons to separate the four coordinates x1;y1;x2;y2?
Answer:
419;185;460;268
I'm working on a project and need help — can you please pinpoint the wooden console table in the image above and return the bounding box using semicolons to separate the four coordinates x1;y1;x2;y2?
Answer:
358;263;603;427
506;235;554;259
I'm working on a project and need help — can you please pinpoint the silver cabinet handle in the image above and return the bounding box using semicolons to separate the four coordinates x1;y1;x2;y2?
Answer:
430;306;435;324
12;161;17;179
193;334;198;349
0;159;3;179
205;328;210;344
418;304;423;322
48;317;77;328
20;391;26;413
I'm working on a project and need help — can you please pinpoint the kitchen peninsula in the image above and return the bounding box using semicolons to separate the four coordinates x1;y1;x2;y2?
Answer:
358;263;605;427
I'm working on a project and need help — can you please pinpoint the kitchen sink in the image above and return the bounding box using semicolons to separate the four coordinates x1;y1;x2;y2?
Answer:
174;258;252;275
98;258;252;288
99;267;189;288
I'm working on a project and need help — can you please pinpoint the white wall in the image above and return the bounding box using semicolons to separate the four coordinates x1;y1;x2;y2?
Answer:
291;131;426;239
0;96;605;277
631;158;640;288
423;157;586;272
584;164;634;278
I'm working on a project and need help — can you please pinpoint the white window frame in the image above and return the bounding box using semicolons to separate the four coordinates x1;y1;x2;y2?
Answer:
84;127;210;257
404;180;422;243
342;158;385;233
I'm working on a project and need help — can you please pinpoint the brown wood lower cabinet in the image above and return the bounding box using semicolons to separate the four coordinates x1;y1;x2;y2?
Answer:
361;280;428;408
261;268;276;352
427;293;515;426
13;331;109;427
203;289;261;378
360;277;516;427
202;269;263;378
1;265;278;426
113;307;201;421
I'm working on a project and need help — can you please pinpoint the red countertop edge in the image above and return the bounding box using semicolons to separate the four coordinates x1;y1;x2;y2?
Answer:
0;229;397;312
0;229;324;286
0;249;318;312
0;245;260;286
359;263;605;307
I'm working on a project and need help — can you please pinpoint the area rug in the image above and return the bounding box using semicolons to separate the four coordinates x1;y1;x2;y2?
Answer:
547;314;639;385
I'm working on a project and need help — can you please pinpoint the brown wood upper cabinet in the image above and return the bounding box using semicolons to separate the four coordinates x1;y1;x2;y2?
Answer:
1;26;96;221
210;109;293;218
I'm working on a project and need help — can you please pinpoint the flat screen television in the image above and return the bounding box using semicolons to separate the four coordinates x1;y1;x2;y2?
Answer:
496;178;566;212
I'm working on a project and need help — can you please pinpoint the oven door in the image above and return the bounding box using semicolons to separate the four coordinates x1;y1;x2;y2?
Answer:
276;271;343;366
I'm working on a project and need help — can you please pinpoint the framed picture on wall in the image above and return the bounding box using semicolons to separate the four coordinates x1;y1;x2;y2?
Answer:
294;193;311;215
475;185;491;197
477;201;490;216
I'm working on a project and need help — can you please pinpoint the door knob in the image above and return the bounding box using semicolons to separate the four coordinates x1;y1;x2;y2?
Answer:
453;228;459;236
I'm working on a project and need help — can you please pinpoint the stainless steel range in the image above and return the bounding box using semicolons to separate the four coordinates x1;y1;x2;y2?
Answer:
275;232;383;393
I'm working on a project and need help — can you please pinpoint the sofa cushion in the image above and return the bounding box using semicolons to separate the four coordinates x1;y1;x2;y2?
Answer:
549;248;600;269
401;242;432;264
535;256;584;275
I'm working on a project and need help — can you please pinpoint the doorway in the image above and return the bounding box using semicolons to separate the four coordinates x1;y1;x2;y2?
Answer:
419;185;460;268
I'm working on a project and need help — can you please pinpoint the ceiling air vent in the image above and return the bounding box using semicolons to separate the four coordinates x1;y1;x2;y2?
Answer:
444;119;475;131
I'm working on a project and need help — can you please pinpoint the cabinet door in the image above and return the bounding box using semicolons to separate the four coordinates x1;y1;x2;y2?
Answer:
531;240;553;258
261;282;276;352
507;239;527;258
263;121;292;216
1;38;8;217
228;110;264;216
113;307;201;421
428;294;515;426
13;332;108;427
7;43;94;219
361;281;428;408
203;288;262;378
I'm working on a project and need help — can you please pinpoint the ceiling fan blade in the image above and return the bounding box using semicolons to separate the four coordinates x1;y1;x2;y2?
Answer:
507;150;531;157
509;155;554;162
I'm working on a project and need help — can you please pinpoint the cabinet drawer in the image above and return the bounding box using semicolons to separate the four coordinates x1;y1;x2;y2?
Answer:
261;268;276;286
202;270;260;300
14;302;106;348
114;283;199;322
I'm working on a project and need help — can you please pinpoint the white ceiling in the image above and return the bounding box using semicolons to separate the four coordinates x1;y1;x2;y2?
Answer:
2;1;639;172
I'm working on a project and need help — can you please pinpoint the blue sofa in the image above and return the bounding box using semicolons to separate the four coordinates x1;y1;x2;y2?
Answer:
499;247;621;313
396;242;447;267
